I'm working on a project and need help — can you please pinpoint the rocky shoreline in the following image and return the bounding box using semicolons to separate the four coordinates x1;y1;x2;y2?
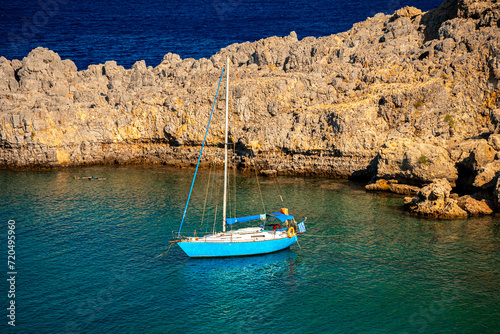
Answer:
1;0;500;218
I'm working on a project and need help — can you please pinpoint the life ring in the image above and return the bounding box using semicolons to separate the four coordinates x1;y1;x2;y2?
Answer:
273;224;282;231
287;227;295;238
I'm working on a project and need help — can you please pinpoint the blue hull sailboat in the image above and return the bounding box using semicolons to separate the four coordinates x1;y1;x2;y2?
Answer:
175;58;306;258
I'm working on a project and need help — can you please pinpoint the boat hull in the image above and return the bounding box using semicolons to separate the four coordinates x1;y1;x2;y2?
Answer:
178;235;298;258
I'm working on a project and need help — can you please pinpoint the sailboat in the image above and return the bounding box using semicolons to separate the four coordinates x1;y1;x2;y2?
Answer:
175;57;306;258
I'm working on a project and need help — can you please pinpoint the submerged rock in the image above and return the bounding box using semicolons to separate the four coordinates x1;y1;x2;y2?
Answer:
365;179;420;195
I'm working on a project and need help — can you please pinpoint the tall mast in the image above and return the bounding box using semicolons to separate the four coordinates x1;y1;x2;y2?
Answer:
223;57;229;232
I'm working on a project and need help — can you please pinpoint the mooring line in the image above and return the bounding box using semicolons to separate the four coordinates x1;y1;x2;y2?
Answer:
300;234;337;238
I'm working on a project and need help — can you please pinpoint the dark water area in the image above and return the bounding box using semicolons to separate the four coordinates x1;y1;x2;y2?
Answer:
1;0;443;70
1;166;499;333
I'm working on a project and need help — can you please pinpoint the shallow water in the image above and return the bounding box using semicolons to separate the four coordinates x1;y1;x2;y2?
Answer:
1;165;499;333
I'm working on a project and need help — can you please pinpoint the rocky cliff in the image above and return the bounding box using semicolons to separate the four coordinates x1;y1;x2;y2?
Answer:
1;0;500;216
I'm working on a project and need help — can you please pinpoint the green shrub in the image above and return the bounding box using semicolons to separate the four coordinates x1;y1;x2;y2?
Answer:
418;155;427;164
444;114;455;128
413;100;424;109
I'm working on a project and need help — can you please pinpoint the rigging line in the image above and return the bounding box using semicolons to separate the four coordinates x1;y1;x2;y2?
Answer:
211;85;225;234
300;234;337;238
213;149;223;234
162;241;179;261
177;65;225;237
272;171;286;205
200;150;214;230
251;152;266;217
201;96;221;231
233;146;237;220
225;143;236;221
227;145;232;221
249;150;266;214
270;151;286;206
203;145;219;234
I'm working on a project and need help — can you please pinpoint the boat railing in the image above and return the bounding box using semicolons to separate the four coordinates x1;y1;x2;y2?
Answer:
172;230;215;240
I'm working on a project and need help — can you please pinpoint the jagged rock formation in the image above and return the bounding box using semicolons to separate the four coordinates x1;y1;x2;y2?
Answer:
1;0;500;217
404;178;468;218
404;178;495;218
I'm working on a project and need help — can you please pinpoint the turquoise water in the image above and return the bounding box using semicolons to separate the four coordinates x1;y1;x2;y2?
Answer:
1;166;499;333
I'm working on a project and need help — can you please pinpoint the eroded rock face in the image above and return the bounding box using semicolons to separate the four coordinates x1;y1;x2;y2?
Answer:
473;161;500;189
495;177;500;209
376;138;458;186
404;178;468;219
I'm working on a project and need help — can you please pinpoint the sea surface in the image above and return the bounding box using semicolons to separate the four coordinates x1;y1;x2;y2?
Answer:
1;0;443;70
0;166;499;333
2;1;500;333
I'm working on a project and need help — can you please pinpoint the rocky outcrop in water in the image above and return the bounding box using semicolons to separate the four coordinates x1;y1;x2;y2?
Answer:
404;178;468;219
404;178;495;218
1;0;500;217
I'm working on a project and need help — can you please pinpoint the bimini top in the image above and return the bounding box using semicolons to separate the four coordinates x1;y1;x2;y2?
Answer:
226;212;293;225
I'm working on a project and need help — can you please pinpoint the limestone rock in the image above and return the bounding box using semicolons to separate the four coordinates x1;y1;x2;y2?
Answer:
473;161;500;189
393;6;422;19
495;177;500;210
16;47;76;95
457;195;494;215
452;139;498;190
365;179;420;195
0;0;499;214
488;134;500;151
377;139;458;186
404;178;468;219
260;170;277;177
0;57;19;92
457;0;500;25
366;179;392;192
452;139;497;171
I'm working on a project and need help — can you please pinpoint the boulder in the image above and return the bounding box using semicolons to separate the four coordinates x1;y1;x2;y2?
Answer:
365;179;420;195
377;139;458;186
457;195;494;215
488;134;500;151
392;6;422;19
15;47;75;95
473;161;500;189
404;178;468;219
452;139;497;172
260;169;277;177
0;57;19;92
495;177;500;210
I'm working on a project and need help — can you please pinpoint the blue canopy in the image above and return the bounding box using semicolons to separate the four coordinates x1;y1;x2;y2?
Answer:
226;214;265;225
226;212;293;225
268;212;294;222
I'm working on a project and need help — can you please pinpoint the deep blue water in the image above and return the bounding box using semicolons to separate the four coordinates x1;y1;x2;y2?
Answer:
1;166;499;333
1;0;443;70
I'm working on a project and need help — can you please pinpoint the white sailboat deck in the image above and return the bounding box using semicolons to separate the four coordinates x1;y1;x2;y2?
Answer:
184;228;290;243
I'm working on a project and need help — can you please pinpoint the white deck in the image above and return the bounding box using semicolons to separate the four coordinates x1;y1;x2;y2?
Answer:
183;228;291;243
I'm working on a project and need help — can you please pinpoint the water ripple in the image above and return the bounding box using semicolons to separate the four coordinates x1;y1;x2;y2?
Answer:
0;167;499;333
